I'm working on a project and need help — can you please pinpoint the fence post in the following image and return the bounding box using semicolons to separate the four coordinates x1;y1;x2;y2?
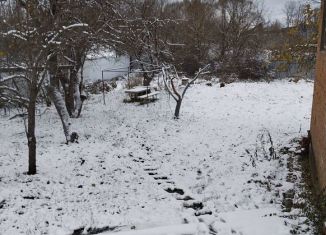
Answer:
102;70;106;105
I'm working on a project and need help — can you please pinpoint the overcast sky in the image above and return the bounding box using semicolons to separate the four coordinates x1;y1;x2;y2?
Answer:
171;0;320;24
263;0;320;23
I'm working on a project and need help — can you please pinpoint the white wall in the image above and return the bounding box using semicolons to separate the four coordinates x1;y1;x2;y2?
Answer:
83;55;130;82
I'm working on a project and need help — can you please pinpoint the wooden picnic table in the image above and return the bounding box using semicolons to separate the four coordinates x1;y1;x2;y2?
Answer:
125;86;150;94
125;86;151;100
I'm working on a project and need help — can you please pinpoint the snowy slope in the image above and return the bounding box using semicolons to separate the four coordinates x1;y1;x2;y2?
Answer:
0;80;313;235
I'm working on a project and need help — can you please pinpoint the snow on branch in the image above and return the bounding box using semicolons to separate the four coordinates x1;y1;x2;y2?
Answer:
63;56;76;64
2;30;27;41
0;86;29;104
12;63;27;71
0;85;22;96
48;40;62;45
62;23;89;30
0;74;27;83
166;42;186;47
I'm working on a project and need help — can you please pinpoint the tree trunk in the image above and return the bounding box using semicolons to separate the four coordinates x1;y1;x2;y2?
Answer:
48;54;72;143
27;89;37;175
174;99;182;119
76;92;86;118
70;68;82;117
46;2;73;142
66;68;77;116
67;49;86;118
60;68;80;117
48;86;72;143
76;58;86;118
59;71;70;113
143;72;152;86
141;63;154;86
73;77;82;117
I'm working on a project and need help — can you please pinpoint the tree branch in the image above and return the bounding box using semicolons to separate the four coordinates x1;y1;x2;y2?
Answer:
181;64;210;98
162;67;178;102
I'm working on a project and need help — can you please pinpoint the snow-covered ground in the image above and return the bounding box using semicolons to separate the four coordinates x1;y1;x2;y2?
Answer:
0;80;313;235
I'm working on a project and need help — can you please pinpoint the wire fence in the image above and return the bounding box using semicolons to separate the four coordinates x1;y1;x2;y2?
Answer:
100;61;164;105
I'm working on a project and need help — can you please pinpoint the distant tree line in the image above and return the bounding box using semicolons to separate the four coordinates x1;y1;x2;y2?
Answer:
267;1;319;78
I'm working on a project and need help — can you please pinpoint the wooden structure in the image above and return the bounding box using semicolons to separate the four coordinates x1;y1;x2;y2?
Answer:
181;77;189;85
138;91;160;100
310;0;326;190
125;86;151;100
125;86;159;102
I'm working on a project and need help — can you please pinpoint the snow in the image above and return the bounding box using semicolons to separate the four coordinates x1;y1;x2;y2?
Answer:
102;223;208;235
0;80;313;234
210;208;289;235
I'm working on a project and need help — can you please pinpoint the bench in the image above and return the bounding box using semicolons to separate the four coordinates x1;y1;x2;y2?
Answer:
138;91;160;100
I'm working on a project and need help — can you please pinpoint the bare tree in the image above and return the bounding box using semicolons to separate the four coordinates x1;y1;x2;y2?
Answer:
0;0;118;174
160;0;216;75
214;0;266;80
274;3;319;77
57;0;120;118
162;64;209;119
115;0;174;86
284;1;305;28
0;1;55;174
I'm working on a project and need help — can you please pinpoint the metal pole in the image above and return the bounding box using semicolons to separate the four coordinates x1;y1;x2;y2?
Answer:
127;66;130;89
102;70;106;105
